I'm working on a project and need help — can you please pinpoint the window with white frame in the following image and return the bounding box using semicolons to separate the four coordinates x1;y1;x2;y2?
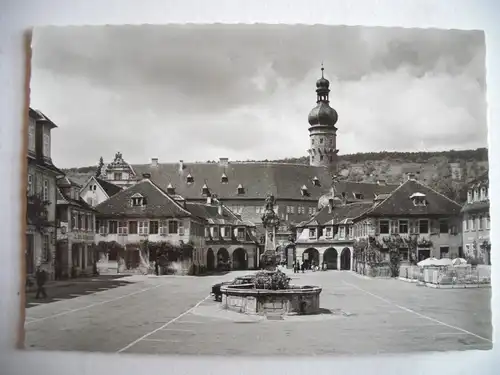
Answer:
237;227;245;240
308;228;316;239
480;187;486;201
467;190;473;203
390;220;398;234
42;234;50;262
463;218;468;231
339;226;346;238
43;180;49;201
168;220;178;234
478;215;483;230
379;220;390;234
222;226;231;238
325;227;332;238
118;221;127;234
470;216;476;230
399;220;409;234
474;189;479;202
138;221;149;235
178;220;184;235
486;215;490;230
418;219;429;234
108;220;118;234
43;133;50;157
149;220;159;234
290;206;295;214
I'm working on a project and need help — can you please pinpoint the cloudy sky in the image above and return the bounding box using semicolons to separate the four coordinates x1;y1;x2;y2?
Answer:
30;24;487;168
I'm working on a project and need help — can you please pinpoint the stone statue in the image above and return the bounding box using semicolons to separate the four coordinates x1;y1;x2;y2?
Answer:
261;193;280;270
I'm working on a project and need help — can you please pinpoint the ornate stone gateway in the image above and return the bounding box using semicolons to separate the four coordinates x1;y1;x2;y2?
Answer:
260;194;280;270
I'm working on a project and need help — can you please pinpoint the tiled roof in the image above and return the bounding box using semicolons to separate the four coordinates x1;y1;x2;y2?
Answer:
360;179;462;217
301;202;373;227
334;181;399;201
123;162;333;201
184;202;243;225
461;201;489;213
56;187;95;211
468;170;489;187
28;156;64;177
95;177;122;197
95;179;192;218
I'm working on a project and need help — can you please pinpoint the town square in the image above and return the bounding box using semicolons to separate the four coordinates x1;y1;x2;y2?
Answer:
24;24;491;356
25;270;491;355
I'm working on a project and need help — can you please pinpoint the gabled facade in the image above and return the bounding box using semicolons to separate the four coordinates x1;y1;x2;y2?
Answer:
94;178;259;273
55;177;97;278
186;196;260;271
94;178;204;273
79;175;122;207
295;201;373;270
461;171;490;264
102;152;138;188
353;177;463;265
26;108;64;280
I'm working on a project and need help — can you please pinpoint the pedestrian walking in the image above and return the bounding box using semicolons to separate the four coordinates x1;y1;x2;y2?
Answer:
154;260;159;276
35;265;48;299
301;262;305;273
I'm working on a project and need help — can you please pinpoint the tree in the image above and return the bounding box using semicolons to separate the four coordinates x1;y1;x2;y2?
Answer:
95;156;104;178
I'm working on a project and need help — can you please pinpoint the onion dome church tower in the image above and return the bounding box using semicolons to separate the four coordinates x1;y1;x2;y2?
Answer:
307;65;339;172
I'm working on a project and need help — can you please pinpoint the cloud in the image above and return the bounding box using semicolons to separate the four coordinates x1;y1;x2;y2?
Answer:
30;25;487;168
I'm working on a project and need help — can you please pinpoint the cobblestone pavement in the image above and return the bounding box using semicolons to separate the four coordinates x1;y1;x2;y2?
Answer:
24;270;492;356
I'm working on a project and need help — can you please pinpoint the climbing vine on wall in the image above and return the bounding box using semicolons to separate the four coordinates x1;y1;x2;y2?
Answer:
383;234;404;277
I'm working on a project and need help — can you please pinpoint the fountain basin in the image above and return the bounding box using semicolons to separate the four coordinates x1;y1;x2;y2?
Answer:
220;284;322;315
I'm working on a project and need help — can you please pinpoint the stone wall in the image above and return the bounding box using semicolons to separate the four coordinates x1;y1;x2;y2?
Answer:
221;286;321;315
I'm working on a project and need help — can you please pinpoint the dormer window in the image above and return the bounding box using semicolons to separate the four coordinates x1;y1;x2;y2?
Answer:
353;192;364;200
221;173;228;184
131;193;145;207
166;183;175;195
312;176;320;186
237;184;245;195
410;192;427;206
186;173;194;184
201;183;210;197
300;185;310;197
480;186;487;201
467;190;473;203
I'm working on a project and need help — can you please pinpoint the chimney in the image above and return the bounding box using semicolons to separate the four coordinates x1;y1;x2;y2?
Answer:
151;158;158;167
179;160;184;172
328;204;332;214
142;173;151;179
219;157;229;167
206;196;212;205
218;200;223;215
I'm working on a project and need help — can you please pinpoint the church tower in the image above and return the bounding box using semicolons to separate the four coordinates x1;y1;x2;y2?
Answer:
307;65;339;172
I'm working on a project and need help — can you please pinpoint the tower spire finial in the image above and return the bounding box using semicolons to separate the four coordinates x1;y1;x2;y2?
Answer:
321;62;324;78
